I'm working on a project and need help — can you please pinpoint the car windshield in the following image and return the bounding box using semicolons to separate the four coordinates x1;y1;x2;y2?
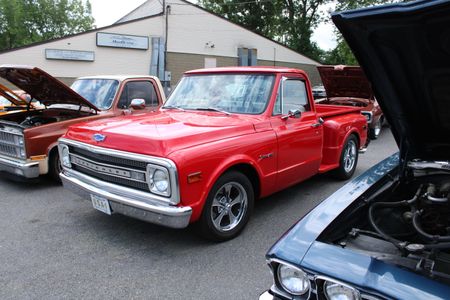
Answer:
71;79;119;110
165;74;275;114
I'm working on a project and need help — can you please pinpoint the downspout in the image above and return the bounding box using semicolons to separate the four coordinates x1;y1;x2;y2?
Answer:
164;2;171;93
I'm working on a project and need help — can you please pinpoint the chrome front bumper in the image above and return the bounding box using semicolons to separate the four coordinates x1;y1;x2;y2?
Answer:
0;155;40;178
60;169;192;229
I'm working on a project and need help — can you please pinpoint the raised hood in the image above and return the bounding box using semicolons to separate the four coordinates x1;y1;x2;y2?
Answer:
317;65;373;99
0;65;99;111
0;84;27;106
332;0;450;161
65;111;256;156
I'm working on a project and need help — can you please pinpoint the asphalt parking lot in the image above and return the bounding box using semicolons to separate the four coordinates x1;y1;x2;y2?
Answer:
0;128;398;300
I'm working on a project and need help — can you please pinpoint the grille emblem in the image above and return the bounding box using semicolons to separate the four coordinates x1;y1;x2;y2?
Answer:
93;133;106;142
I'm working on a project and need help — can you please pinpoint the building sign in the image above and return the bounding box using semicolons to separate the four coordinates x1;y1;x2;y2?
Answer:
45;49;95;61
96;32;149;50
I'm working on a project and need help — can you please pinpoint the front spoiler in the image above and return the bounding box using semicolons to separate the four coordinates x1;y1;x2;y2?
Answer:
60;170;192;229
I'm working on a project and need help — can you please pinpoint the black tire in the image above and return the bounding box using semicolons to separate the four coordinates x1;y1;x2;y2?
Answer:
48;150;62;183
197;171;254;241
332;135;359;180
369;118;382;140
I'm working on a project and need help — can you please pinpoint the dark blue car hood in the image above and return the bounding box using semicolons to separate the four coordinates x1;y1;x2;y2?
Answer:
332;0;450;161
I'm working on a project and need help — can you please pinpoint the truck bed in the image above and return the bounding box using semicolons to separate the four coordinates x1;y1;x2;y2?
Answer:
315;103;362;119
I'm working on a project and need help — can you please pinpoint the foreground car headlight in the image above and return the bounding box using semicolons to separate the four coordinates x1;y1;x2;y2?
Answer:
277;264;310;295
147;165;171;197
323;280;360;300
59;144;71;168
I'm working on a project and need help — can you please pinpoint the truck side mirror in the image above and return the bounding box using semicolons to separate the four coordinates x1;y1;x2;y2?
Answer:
130;98;146;110
282;109;302;120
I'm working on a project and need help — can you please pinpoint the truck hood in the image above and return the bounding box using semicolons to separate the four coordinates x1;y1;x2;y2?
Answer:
0;65;99;111
317;66;374;99
64;110;257;156
332;0;450;161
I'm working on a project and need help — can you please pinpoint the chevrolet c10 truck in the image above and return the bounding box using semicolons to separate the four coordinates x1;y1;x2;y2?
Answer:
59;67;368;241
0;65;165;181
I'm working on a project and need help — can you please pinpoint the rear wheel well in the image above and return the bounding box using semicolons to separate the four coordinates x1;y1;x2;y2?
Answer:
227;164;260;200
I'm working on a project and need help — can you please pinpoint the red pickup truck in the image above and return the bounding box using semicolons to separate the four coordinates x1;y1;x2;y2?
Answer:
59;67;368;241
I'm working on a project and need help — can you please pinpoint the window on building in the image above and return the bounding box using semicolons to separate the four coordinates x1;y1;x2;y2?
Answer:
238;48;257;66
118;81;158;108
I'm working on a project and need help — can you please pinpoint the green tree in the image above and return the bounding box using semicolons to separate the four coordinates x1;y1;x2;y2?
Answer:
323;0;410;65
0;0;95;51
200;0;332;61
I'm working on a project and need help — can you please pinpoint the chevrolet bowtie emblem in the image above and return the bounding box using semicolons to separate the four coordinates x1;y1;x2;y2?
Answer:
93;133;106;142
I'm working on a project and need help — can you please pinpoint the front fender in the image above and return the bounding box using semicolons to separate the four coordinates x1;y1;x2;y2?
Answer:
266;153;399;265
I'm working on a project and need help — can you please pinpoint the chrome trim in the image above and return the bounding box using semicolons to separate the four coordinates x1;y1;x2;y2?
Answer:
267;258;312;299
0;154;39;178
315;275;361;300
361;111;373;124
70;153;147;184
60;170;192;229
408;160;450;171
59;138;180;205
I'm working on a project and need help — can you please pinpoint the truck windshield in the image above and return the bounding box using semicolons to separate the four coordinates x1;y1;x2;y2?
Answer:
71;79;119;110
165;74;275;114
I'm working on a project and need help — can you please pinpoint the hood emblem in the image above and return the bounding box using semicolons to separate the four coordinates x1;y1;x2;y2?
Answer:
93;133;106;142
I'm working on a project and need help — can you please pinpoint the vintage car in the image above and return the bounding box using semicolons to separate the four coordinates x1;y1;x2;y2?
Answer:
316;65;384;139
260;0;450;299
311;85;326;100
59;66;368;241
0;65;165;181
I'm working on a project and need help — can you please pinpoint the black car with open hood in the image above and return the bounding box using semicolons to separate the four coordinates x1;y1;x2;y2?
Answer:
260;1;450;299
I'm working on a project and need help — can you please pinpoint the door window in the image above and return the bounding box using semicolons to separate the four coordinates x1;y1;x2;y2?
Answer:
118;81;159;108
282;79;309;114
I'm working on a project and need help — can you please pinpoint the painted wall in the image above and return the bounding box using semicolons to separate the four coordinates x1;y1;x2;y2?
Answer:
0;17;164;78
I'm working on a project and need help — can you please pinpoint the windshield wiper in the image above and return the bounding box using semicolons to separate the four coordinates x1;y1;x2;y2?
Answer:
195;107;230;115
162;105;185;111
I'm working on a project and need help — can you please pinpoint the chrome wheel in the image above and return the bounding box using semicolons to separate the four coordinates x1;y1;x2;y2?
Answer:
343;139;357;173
211;181;248;232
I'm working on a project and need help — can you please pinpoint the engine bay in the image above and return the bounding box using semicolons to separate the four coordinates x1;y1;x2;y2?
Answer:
0;108;93;128
321;173;450;284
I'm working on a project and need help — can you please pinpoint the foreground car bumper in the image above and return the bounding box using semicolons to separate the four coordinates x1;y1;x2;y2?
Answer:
259;291;281;300
60;170;192;229
0;155;40;178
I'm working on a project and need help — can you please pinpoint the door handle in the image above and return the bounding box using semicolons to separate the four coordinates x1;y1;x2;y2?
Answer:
311;117;324;128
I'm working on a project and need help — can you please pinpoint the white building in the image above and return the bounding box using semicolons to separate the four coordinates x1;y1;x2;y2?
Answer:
0;0;321;89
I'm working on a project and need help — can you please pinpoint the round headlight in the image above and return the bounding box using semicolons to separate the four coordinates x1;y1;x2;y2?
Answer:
324;281;360;300
277;264;310;295
153;169;169;192
61;145;71;168
18;136;24;146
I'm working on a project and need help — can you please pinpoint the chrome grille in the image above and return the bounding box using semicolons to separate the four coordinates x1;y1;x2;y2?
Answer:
0;129;24;159
69;148;150;192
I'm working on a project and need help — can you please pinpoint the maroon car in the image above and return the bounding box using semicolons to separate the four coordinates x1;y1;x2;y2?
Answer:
316;65;384;139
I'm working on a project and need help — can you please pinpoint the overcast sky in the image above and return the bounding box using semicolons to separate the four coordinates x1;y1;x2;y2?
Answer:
89;0;337;50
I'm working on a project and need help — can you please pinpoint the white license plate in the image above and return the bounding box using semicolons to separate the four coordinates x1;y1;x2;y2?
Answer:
90;194;111;215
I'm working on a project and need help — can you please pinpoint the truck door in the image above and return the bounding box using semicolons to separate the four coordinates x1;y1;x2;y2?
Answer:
270;76;323;189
